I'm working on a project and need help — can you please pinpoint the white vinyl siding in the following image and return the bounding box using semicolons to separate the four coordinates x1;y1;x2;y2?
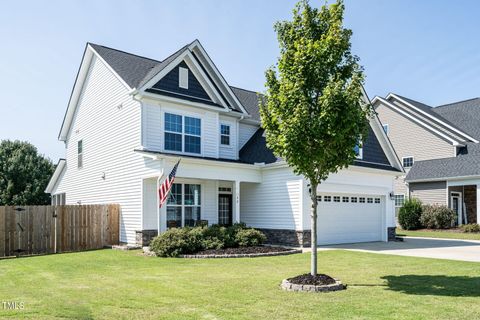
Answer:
219;116;237;160
52;55;162;244
240;167;303;230
238;123;258;148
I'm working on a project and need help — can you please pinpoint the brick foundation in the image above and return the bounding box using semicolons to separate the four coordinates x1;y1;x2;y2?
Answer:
135;230;158;246
387;227;396;241
258;229;311;247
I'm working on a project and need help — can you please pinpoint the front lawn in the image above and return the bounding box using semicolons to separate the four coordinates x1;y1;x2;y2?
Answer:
397;228;480;241
0;250;479;319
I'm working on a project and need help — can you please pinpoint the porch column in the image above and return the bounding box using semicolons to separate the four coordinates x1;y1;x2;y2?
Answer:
477;184;480;224
233;180;241;223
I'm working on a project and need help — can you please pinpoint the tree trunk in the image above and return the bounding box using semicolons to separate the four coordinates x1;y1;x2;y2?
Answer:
310;181;318;276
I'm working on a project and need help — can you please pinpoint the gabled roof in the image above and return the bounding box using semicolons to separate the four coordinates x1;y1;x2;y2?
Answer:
59;41;257;141
230;86;263;121
406;143;480;182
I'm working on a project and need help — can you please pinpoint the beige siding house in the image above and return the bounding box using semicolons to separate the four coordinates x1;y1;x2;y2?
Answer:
373;93;480;224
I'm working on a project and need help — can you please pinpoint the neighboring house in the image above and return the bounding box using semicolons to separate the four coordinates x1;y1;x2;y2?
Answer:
45;40;403;247
373;93;480;224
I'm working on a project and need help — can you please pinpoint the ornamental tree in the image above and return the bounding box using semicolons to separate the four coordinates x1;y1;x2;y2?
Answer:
261;0;372;276
0;140;55;205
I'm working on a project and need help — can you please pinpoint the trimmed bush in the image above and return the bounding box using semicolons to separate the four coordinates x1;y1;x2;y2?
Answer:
462;223;480;233
420;205;456;229
150;223;267;257
398;198;423;230
149;228;199;257
235;228;267;247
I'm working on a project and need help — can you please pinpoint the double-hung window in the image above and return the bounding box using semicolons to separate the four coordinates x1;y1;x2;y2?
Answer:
166;183;201;228
402;156;414;168
164;113;201;154
220;124;230;145
394;194;405;216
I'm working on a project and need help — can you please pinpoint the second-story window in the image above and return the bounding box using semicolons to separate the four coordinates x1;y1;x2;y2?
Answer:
77;140;83;168
354;138;363;159
220;124;230;145
164;113;201;154
402;156;414;168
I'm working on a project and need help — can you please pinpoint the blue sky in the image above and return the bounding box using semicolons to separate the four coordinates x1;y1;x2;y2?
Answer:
1;0;480;160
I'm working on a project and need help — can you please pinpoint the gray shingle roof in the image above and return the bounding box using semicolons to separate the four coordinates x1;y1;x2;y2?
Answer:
89;42;257;118
239;129;278;164
230;86;263;121
405;143;480;181
433;98;480;141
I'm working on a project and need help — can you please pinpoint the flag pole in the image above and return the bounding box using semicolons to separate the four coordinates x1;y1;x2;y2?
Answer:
157;168;164;240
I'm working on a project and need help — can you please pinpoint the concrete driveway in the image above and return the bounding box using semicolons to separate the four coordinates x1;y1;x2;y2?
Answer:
314;237;480;262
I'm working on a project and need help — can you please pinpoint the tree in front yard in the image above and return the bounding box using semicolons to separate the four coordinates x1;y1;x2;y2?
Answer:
0;140;55;205
261;0;371;276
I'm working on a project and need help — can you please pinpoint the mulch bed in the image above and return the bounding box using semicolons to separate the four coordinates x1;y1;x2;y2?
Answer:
287;273;337;286
195;246;292;255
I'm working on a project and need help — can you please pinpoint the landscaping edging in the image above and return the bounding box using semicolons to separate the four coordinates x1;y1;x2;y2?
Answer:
143;246;301;258
280;278;346;293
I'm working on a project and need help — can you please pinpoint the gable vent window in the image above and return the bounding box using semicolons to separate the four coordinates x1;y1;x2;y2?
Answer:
77;140;83;168
220;124;230;145
402;156;414;168
179;67;189;89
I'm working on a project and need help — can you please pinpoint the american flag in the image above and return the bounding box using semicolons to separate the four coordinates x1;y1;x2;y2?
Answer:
158;160;180;208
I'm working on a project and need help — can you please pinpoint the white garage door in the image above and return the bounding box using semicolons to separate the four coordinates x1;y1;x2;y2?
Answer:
317;194;384;245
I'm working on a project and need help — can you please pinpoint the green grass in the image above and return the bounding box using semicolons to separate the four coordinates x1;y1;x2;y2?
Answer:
0;250;479;319
397;228;480;240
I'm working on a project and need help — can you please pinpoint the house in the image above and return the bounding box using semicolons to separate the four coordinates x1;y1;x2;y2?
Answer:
45;40;403;247
373;93;480;225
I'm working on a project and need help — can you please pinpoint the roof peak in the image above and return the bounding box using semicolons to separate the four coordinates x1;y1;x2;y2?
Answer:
88;42;162;63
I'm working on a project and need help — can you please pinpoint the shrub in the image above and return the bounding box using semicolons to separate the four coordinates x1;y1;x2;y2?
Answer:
150;228;199;257
235;228;267;247
462;223;480;233
420;205;456;229
149;223;267;257
398;198;423;230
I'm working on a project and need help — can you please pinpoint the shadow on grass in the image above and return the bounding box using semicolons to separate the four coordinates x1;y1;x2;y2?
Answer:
382;275;480;297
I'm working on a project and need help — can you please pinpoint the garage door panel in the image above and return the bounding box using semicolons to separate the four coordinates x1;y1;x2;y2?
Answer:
317;194;383;245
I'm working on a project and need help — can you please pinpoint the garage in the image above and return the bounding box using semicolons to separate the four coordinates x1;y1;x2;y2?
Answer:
316;193;384;245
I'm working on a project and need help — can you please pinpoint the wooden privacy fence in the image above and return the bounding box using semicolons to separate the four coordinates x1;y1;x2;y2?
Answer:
0;204;120;258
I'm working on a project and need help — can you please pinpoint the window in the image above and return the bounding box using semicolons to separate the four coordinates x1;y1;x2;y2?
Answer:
383;124;389;135
367;198;373;203
351;197;358;203
334;196;340;202
219;187;232;193
167;183;201;228
394;194;405;207
342;196;349;203
77;140;83;168
51;193;66;205
220;124;230;145
375;198;381;204
324;196;331;202
402;156;414;168
359;197;365;203
179;67;189;89
354;139;363;159
164;113;201;154
316;196;322;202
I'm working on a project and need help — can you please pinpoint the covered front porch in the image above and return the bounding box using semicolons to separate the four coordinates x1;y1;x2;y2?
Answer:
447;180;480;225
136;156;262;246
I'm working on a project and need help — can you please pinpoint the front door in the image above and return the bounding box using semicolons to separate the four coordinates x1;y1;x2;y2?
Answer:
451;192;462;225
218;194;233;226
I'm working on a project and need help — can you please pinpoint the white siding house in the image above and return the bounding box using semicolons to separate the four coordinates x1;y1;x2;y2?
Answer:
46;41;403;246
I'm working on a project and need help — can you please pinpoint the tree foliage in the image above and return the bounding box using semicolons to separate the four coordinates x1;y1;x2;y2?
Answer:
0;140;55;205
261;0;371;275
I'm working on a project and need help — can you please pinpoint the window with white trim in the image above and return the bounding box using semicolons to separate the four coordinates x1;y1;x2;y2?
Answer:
167;183;201;228
367;198;373;203
220;124;230;145
402;156;414;168
383;124;389;135
342;196;349;203
164;113;201;154
359;197;365;203
394;194;405;216
375;198;381;204
324;196;331;202
354;139;363;159
77;140;83;168
179;67;189;89
334;196;340;202
351;197;358;203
